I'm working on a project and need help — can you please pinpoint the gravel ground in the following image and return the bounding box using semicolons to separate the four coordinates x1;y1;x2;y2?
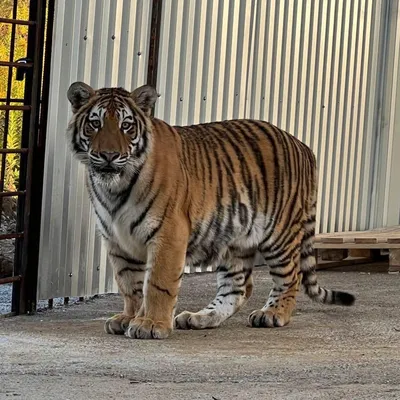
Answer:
1;266;400;400
0;283;11;314
0;284;83;315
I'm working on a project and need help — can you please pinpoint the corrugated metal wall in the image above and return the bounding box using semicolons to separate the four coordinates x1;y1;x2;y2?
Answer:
372;0;400;229
38;0;400;300
155;0;388;234
38;0;152;300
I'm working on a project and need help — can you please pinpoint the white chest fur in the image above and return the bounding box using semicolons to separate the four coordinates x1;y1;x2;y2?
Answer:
88;181;149;262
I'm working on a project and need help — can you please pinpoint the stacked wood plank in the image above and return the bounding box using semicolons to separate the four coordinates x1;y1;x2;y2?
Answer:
315;226;400;273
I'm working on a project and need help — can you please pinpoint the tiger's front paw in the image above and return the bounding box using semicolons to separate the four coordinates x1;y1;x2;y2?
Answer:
104;313;135;335
175;311;220;330
125;317;172;339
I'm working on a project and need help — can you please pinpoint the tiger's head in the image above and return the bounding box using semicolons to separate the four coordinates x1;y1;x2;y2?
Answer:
66;82;158;181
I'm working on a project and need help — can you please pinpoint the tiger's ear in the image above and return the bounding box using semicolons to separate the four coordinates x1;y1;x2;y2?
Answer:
130;85;158;115
67;82;95;113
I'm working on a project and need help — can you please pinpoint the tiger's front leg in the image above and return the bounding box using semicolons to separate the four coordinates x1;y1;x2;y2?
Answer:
104;244;146;335
126;223;188;340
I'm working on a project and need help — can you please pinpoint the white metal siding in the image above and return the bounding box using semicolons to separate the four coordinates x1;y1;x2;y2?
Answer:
373;0;400;228
155;0;389;234
38;0;152;300
38;0;400;300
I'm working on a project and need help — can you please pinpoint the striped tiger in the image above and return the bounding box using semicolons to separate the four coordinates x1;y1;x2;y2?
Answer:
66;82;355;340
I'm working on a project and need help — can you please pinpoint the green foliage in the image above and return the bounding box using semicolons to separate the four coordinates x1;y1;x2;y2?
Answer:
0;0;30;192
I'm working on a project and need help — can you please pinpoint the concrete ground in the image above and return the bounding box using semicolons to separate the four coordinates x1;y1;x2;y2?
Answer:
1;266;400;400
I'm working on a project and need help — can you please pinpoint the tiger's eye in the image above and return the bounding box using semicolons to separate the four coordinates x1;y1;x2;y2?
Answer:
121;121;132;131
91;120;101;129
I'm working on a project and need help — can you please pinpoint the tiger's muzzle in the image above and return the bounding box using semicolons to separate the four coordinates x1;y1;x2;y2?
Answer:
90;151;125;174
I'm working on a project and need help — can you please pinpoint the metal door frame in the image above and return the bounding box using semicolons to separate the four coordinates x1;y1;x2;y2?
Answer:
0;0;54;315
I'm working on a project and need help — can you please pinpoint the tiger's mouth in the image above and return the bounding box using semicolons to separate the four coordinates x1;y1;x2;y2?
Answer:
92;165;122;175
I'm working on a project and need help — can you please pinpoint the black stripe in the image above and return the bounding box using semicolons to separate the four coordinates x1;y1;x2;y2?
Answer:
206;125;235;173
110;164;143;216
88;170;112;214
137;167;154;203
248;121;280;227
135;128;149;159
109;252;145;265
270;212;303;252
130;189;160;234
180;131;192;174
117;267;144;275
231;122;267;224
174;271;184;282
223;270;244;279
218;290;245;297
144;198;170;244
92;206;111;238
263;124;286;229
151;282;174;297
204;142;214;186
188;222;203;249
215;123;253;204
244;268;253;278
269;268;295;279
195;137;207;203
237;252;256;260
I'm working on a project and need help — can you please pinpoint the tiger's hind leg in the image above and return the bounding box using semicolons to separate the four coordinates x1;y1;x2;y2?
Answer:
175;252;255;330
104;244;146;335
250;237;302;328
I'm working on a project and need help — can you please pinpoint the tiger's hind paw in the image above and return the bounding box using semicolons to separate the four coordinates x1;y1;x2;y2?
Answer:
248;308;292;328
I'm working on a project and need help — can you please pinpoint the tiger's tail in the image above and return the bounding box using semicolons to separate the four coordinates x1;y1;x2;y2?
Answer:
300;201;355;306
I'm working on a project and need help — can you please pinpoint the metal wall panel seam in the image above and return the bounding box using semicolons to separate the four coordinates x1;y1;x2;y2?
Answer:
233;0;252;118
370;0;392;228
310;0;327;234
248;0;265;120
345;0;364;231
330;0;351;232
278;1;293;131
211;0;229;122
381;0;400;225
303;2;317;148
294;0;309;143
336;0;356;232
317;0;335;233
50;0;77;298
269;1;284;125
201;0;219;123
358;0;382;230
261;1;274;122
154;0;172;121
385;1;400;226
221;1;239;121
164;0;180;124
351;0;373;229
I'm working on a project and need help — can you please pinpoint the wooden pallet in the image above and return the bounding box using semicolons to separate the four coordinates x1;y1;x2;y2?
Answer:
315;226;400;273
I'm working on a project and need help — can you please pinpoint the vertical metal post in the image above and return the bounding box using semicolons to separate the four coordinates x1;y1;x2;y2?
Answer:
147;0;163;117
12;0;54;314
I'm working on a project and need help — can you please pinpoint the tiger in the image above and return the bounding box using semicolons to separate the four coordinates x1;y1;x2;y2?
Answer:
66;82;355;340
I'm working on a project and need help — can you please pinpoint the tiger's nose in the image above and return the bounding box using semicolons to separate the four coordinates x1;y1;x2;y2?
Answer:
99;152;119;162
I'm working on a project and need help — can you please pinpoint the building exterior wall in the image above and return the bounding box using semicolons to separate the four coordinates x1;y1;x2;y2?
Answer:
38;0;400;299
